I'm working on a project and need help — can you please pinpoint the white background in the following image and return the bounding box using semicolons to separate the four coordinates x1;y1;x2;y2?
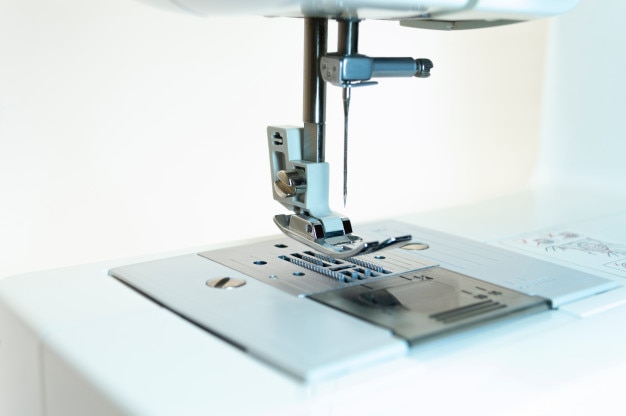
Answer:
0;1;552;278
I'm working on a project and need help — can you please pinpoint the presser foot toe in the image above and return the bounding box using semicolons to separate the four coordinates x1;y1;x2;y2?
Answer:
273;214;412;259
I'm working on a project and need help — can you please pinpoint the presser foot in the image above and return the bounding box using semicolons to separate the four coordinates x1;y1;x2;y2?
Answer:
273;213;412;259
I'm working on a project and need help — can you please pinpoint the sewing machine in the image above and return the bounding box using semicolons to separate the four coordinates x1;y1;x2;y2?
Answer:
2;0;626;414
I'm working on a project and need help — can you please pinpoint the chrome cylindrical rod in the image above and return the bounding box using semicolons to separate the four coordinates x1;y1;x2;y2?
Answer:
338;20;359;56
303;17;327;163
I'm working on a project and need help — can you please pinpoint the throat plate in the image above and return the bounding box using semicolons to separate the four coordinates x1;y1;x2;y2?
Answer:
200;236;549;345
200;237;436;296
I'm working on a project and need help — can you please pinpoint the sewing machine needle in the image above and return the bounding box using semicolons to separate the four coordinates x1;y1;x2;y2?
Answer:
342;86;351;207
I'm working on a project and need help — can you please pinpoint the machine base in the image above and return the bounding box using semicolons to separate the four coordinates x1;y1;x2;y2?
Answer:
110;221;615;380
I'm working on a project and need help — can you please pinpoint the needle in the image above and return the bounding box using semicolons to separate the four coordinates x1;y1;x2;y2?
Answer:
342;86;351;207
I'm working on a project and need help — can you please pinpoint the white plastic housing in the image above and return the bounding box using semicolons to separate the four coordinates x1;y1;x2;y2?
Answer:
141;0;580;20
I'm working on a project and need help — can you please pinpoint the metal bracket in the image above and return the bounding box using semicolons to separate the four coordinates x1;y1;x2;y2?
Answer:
268;125;411;258
320;55;432;87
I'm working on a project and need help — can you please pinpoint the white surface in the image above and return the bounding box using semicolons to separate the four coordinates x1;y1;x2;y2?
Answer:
534;0;626;193
152;0;578;19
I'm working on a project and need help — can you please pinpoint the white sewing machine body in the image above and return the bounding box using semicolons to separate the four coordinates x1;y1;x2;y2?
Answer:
146;0;579;19
2;0;626;414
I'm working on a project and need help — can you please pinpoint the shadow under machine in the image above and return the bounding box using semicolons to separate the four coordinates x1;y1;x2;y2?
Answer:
110;0;616;381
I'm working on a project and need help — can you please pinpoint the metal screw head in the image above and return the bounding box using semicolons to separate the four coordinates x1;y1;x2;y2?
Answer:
414;58;433;78
274;169;306;198
205;277;246;289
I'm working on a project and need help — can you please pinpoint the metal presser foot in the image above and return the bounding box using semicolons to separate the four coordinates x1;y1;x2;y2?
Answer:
273;213;412;259
268;124;412;259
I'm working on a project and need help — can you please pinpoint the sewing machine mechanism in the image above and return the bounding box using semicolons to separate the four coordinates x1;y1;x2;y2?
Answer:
6;0;626;412
268;17;429;258
102;0;623;381
5;4;626;414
